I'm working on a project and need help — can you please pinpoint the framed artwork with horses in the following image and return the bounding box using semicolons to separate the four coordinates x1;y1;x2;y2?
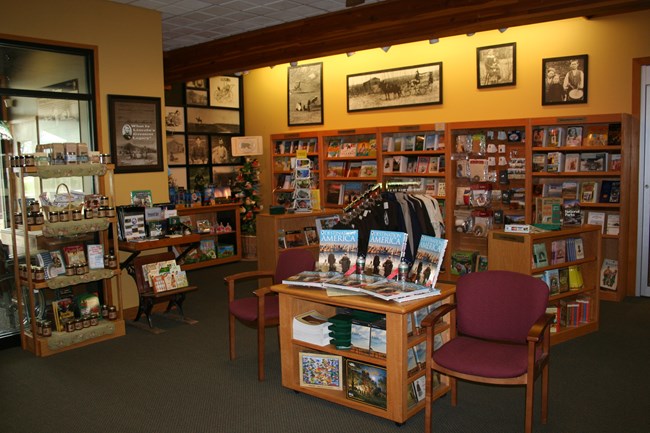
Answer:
542;54;588;105
476;42;516;89
288;62;323;126
346;62;442;112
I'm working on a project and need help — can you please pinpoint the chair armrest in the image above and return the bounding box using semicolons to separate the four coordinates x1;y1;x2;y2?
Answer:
527;312;555;343
224;270;275;285
421;303;456;328
253;286;273;297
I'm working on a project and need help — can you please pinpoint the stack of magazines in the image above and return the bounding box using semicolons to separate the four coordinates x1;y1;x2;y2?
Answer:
292;310;332;346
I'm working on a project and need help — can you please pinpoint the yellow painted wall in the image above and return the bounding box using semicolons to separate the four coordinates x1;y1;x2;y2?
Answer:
2;0;167;310
243;11;650;209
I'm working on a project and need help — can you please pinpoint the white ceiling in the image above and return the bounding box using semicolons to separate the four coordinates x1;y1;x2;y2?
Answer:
109;0;382;52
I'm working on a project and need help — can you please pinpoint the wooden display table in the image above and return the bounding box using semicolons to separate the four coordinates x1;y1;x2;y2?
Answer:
271;282;455;424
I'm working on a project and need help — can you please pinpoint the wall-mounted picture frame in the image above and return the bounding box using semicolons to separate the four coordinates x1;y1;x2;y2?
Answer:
186;88;208;106
299;352;343;390
209;75;240;109
165;106;185;132
212;165;240;187
187;135;209;165
347;62;442;112
186;107;241;134
186;79;206;89
288;62;323;126
166;133;186;165
542;54;588;105
231;136;263;156
108;94;163;174
188;166;210;192
211;135;242;165
476;42;516;88
168;167;187;190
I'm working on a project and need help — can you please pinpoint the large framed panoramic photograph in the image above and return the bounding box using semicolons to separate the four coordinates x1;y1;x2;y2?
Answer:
108;95;163;174
288;62;323;126
186;107;241;134
299;352;343;390
542;54;588;105
347;62;442;112
476;42;516;88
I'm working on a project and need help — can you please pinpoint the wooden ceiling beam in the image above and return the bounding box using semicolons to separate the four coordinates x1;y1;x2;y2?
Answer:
163;0;650;84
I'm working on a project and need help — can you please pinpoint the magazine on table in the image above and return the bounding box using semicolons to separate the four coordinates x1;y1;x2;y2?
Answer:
364;230;408;279
282;271;342;288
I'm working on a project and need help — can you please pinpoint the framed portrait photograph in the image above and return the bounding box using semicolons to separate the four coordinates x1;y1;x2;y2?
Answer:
108;94;163;174
476;42;516;88
231;136;263;157
209;75;240;109
187;135;209;165
288;62;323;126
164;106;185;132
186;107;241;134
347;62;442;112
188;166;210;192
211;135;242;165
542;54;588;105
212;165;240;187
299;352;343;390
166;133;186;165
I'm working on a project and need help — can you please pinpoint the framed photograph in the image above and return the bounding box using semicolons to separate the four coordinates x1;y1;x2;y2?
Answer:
299;352;343;390
345;360;387;409
164;106;185;132
231;136;263;156
168;167;187;190
288;62;323;126
347;62;442;112
188;166;210;192
186;79;206;89
166;133;186;165
185;88;208;106
108;95;164;174
542;54;588;105
476;43;516;88
211;135;242;165
187;135;210;165
186;107;241;134
130;190;153;207
212;165;240;187
209;75;240;109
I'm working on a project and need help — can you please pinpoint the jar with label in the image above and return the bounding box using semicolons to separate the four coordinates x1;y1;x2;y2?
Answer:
97;207;106;218
34;212;44;225
105;206;116;218
29;200;40;213
75;264;85;275
108;255;118;269
24;154;35;167
65;152;77;164
33;266;45;282
84;207;94;219
14;211;22;226
36;320;43;336
82;315;91;328
90;314;99;326
74;319;83;331
99;196;109;207
99;153;112;164
48;211;59;223
72;209;82;221
108;306;118;321
65;320;75;333
59;211;70;222
65;265;75;277
82;262;89;274
42;321;53;337
34;152;50;166
25;213;35;226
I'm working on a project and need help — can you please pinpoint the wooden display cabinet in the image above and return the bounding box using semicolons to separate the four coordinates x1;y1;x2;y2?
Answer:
7;163;125;357
271;283;455;424
256;209;340;275
270;132;320;209
487;225;601;344
528;114;634;301
322;128;379;208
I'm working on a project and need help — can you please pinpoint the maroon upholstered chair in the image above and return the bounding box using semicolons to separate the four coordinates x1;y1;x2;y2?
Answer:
224;248;315;381
422;270;554;433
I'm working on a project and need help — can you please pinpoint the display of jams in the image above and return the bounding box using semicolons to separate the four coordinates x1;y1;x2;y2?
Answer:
48;211;59;223
99;196;109;207
90;314;99;326
24;154;35;167
33;266;45;282
108;306;118;321
72;209;82;221
42;321;53;337
74;319;83;331
34;212;44;225
104;206;116;218
59;211;70;222
65;265;76;276
108;255;118;269
84;207;94;219
99;153;112;164
65;319;75;333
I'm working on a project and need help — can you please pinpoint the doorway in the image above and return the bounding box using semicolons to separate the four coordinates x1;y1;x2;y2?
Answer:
637;64;650;297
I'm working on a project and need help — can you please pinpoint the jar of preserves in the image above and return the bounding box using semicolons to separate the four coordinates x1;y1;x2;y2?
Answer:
82;315;91;328
74;319;83;331
108;306;118;321
84;207;94;219
99;153;112;164
105;206;116;218
101;305;109;319
65;265;75;277
108;255;117;270
72;209;82;221
90;314;99;326
65;151;77;164
24;154;35;167
48;211;59;223
33;266;45;282
36;320;43;336
34;212;44;225
59;211;70;222
75;264;85;275
65;320;76;333
99;196;109;207
25;213;35;226
42;321;53;337
29;200;40;213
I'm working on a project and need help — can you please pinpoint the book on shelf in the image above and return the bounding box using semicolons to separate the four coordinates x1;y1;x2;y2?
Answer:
369;318;387;354
303;226;319;245
356;139;375;156
574;238;585;260
424;132;439;150
285;229;307;248
600;258;619;291
561;181;579;200
292;310;332;346
326;140;341;157
585;124;609;146
327;161;346;177
546;152;564;172
543;268;560;295
277;229;287;249
546;305;561;333
450;250;478;276
62;244;86;266
35;250;65;279
579;152;608;171
562;199;582;226
407;235;448;288
76;292;101;317
403;135;416;151
564;153;580;172
382;136;394;152
558;267;570;293
580;181;598;203
535;197;562;226
609;153;622;171
427;156;440;173
130;189;153;207
542;182;563;198
416;156;430;174
318;229;359;274
340;182;367;206
607;123;622;146
86;244;105;269
533;243;549;268
364;230;409;279
546;127;564;147
52;297;75;332
565;126;583;147
282;271;341;288
532;153;546;172
199;239;216;260
325;182;344;205
339;141;357;157
532;127;545;147
359;160;377;177
314;215;340;237
586;211;606;233
599;180;621;203
606;213;620;235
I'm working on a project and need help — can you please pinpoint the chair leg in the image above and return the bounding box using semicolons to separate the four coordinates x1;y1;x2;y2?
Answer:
229;313;236;361
450;376;458;406
541;364;549;424
525;378;535;433
257;320;265;381
424;369;433;433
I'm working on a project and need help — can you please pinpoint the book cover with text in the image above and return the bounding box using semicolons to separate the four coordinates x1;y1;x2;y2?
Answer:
364;230;409;279
407;235;448;288
318;229;359;274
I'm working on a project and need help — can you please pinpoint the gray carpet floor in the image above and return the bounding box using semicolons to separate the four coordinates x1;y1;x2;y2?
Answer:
1;260;649;433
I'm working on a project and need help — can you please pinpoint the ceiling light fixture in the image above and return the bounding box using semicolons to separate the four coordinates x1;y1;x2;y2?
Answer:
346;52;356;57
381;46;391;53
498;28;508;33
429;38;439;44
467;32;475;37
289;61;298;67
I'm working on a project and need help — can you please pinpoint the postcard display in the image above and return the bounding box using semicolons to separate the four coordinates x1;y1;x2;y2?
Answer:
7;162;125;357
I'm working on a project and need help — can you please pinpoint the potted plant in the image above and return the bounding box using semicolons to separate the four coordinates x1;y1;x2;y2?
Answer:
233;157;262;259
